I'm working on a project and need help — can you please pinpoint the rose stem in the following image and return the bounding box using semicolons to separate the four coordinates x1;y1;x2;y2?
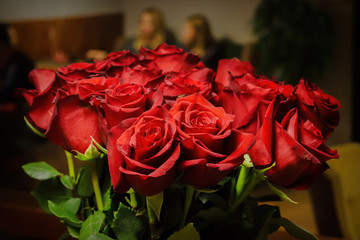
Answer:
90;159;104;211
235;165;250;199
180;185;195;228
230;169;258;213
146;197;157;239
65;151;76;181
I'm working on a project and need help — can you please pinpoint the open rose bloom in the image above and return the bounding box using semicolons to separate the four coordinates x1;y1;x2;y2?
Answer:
20;44;340;240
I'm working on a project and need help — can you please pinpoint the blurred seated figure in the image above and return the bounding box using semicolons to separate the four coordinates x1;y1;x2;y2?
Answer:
0;24;34;103
0;24;38;189
123;7;176;52
181;14;221;70
86;7;176;60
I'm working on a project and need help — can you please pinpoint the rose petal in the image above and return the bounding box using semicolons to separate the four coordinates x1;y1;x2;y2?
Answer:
45;95;103;154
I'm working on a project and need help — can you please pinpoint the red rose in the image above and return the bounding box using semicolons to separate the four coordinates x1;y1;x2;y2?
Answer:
118;65;163;88
65;76;119;103
159;67;214;105
170;94;255;188
19;69;62;131
45;95;103;154
295;79;340;139
101;83;148;128
248;98;339;189
216;63;294;133
21;70;107;154
214;58;255;90
102;50;139;67
139;43;202;73
107;106;180;196
57;62;95;82
97;50;140;77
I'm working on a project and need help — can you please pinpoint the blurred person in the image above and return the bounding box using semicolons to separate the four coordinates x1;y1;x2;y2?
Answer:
0;23;38;181
181;14;221;70
124;7;176;52
86;7;176;60
0;24;34;103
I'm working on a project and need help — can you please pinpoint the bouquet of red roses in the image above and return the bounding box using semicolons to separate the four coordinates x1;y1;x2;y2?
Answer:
19;44;340;240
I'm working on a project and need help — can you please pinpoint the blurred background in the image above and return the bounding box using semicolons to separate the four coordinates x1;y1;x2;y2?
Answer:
0;0;358;239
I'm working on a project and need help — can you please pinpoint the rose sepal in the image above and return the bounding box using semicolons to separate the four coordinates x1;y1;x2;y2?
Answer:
253;161;298;204
74;138;105;161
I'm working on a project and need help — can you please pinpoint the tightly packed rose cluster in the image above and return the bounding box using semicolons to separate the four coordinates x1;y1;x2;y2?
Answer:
20;44;340;196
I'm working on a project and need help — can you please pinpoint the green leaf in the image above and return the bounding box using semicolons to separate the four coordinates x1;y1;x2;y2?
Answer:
77;163;94;197
22;161;61;180
60;175;74;190
270;217;318;240
252;204;281;239
103;187;112;211
48;198;82;227
168;223;200;240
146;191;164;221
111;203;146;240
24;116;45;138
31;177;73;213
198;193;229;210
67;225;80;238
195;185;222;194
75;140;103;161
196;207;230;225
88;233;114;240
266;181;298;204
79;211;106;240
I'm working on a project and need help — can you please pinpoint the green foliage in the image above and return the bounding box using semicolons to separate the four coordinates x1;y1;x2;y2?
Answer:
24;116;45;138
253;0;334;83
77;163;94;197
266;181;297;204
102;187;112;212
196;207;230;226
48;198;82;227
198;193;229;211
22;161;61;180
31;177;73;213
252;204;281;239
270;217;319;240
87;233;114;240
168;223;201;240
146;192;164;221
75;141;104;161
60;175;74;190
111;203;146;240
67;225;80;238
22;144;318;240
79;211;106;240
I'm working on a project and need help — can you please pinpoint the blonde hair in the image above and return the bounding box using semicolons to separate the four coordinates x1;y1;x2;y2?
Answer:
185;14;215;51
134;8;166;51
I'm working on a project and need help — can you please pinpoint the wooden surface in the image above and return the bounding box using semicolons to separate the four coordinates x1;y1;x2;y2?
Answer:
9;12;123;60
